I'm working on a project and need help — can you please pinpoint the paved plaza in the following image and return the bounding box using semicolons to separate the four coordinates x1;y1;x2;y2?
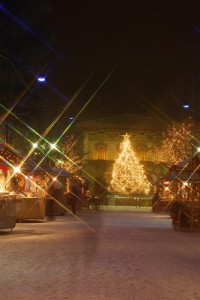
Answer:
0;210;200;300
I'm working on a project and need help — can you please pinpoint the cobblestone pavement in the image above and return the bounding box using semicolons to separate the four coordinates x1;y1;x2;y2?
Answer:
0;210;200;300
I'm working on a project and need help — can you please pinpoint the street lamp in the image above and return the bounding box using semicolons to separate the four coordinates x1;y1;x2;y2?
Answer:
182;103;190;109
37;75;46;82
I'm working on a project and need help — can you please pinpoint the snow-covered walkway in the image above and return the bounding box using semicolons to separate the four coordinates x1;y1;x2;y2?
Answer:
0;210;200;300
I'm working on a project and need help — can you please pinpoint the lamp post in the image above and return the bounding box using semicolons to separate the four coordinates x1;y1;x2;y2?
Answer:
182;103;190;109
37;75;46;83
182;101;195;123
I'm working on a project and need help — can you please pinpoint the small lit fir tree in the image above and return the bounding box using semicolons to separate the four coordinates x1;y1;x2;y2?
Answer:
30;135;83;174
152;121;193;166
110;133;151;195
55;135;83;174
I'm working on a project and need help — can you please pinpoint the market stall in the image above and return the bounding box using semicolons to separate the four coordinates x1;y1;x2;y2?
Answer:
15;197;46;221
17;161;52;221
158;154;200;229
23;163;72;217
45;167;71;216
0;143;22;230
0;144;74;221
0;144;46;222
0;193;16;231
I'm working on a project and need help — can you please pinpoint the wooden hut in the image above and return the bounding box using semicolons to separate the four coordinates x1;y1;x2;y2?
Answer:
0;143;47;222
0;143;22;230
159;154;200;229
0;143;73;221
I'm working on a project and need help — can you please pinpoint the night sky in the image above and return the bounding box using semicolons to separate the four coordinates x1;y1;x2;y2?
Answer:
2;0;200;124
44;0;200;122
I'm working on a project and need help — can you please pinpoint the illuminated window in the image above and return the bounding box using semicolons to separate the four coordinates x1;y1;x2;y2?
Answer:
96;145;106;160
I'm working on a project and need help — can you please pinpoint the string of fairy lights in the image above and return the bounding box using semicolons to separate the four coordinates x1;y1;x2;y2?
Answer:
2;107;200;202
152;121;193;166
1;1;200;203
0;58;119;212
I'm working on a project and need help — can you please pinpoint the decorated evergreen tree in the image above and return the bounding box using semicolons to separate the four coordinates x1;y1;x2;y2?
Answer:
55;135;84;174
152;121;193;166
110;133;150;195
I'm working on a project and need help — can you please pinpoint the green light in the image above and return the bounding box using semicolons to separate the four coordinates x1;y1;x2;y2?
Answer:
57;159;64;164
32;143;38;149
50;143;57;149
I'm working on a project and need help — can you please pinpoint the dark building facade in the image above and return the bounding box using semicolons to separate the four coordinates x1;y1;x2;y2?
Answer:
76;113;167;196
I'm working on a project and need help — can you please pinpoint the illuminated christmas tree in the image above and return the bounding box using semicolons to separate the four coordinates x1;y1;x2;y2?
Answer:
56;135;83;173
152;121;193;166
110;133;151;195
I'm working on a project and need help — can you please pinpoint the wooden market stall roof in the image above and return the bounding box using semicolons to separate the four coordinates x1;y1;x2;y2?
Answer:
0;143;72;177
162;154;200;230
162;153;200;182
22;157;72;177
0;143;22;167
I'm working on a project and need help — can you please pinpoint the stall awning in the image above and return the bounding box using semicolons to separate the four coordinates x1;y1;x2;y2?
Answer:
161;153;200;183
22;160;51;175
0;143;22;167
22;160;71;177
164;170;200;182
50;167;71;177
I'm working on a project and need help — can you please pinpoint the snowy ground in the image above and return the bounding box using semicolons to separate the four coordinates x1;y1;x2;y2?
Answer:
0;209;200;300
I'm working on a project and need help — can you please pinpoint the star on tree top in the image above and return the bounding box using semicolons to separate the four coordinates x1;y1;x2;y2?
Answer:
122;133;130;139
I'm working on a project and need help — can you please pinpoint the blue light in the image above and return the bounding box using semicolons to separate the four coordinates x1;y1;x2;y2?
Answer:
69;117;74;120
37;76;46;82
182;103;190;109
